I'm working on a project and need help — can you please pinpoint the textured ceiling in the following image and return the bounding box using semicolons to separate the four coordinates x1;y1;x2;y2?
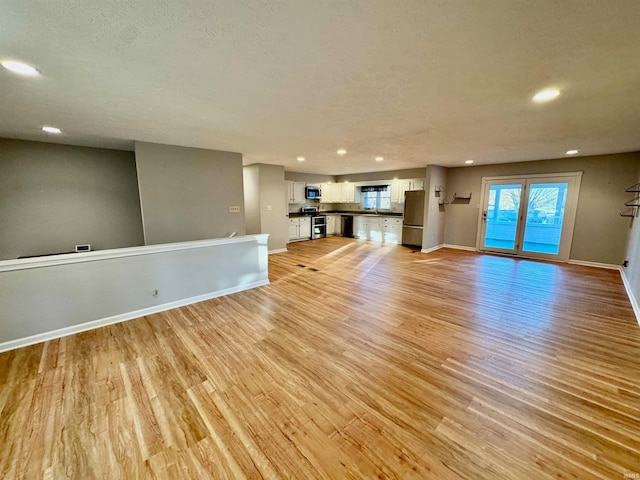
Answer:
1;0;639;174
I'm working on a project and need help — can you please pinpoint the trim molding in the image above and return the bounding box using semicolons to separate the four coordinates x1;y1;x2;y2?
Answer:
421;244;443;254
0;279;270;353
0;234;268;273
620;269;640;327
269;248;288;255
442;244;477;252
567;259;622;271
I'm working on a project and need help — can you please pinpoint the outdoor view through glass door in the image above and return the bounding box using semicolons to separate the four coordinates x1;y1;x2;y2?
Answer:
477;173;582;261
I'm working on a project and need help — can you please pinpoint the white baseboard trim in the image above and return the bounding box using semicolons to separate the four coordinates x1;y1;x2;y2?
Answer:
421;244;444;254
268;248;288;255
0;279;270;353
567;259;622;271
620;269;640;328
442;244;477;252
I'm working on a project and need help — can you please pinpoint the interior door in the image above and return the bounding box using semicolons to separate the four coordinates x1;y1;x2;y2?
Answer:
479;180;526;254
478;174;582;261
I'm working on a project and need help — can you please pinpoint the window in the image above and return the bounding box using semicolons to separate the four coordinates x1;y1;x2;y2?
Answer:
361;185;391;211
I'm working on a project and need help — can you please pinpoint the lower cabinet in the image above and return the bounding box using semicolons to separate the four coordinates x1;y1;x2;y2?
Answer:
383;218;403;244
288;217;311;241
326;214;342;235
354;216;402;244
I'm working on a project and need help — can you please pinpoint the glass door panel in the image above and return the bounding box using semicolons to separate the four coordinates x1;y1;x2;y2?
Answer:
483;183;523;252
522;182;568;255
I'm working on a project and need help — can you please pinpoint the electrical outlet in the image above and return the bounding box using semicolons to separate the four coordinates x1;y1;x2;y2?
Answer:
229;206;240;213
266;205;272;211
152;289;158;297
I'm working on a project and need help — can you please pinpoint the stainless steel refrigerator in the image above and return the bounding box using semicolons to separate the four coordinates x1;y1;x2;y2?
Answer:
402;190;425;247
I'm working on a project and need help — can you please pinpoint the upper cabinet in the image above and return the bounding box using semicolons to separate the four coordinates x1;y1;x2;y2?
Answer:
320;182;356;203
390;178;424;204
286;181;307;204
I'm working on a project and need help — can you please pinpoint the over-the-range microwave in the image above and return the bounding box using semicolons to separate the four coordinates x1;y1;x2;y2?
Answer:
305;186;321;199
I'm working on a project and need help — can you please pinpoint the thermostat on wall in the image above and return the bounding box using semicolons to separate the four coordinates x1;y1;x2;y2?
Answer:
75;244;91;253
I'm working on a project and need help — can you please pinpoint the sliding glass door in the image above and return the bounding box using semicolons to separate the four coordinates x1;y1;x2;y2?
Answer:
478;173;582;261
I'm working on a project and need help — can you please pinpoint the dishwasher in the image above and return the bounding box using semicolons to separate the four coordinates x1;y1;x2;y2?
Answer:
341;215;354;238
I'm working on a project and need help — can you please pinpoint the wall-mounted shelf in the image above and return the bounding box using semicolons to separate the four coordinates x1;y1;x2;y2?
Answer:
622;183;640;217
452;193;472;200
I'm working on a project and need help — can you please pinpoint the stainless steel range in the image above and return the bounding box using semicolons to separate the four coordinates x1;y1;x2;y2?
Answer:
300;207;327;239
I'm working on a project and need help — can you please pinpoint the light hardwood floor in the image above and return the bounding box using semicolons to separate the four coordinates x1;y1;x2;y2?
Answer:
1;237;639;479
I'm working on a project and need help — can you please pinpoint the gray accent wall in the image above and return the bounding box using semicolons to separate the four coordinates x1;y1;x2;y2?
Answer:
244;164;288;251
0;138;144;260
444;152;640;265
135;141;246;245
423;165;448;249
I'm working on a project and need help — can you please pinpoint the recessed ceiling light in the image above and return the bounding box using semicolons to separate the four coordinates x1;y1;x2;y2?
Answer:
375;156;384;162
565;149;579;155
465;159;474;164
532;89;560;103
297;156;305;162
1;60;40;76
337;149;347;155
42;126;62;134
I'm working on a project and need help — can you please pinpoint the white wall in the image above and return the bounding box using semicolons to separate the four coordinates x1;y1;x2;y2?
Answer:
135;141;246;245
0;235;269;351
622;174;640;324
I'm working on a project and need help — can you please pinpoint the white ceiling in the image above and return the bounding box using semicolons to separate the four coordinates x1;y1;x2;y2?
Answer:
1;1;639;175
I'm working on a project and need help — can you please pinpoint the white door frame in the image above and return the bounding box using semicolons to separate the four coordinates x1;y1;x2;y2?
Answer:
475;172;583;262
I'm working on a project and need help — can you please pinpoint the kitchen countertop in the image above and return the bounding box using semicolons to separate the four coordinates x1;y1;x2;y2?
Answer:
289;211;403;218
323;211;403;217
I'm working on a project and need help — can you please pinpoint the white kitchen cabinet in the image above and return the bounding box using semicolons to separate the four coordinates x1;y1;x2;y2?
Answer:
288;217;312;241
341;183;356;203
320;183;331;203
391;178;424;204
288;219;299;240
326;215;335;235
319;183;355;204
366;217;383;242
352;215;402;243
326;214;342;235
333;214;342;235
383;217;403;244
286;181;307;204
353;216;366;239
299;217;311;239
